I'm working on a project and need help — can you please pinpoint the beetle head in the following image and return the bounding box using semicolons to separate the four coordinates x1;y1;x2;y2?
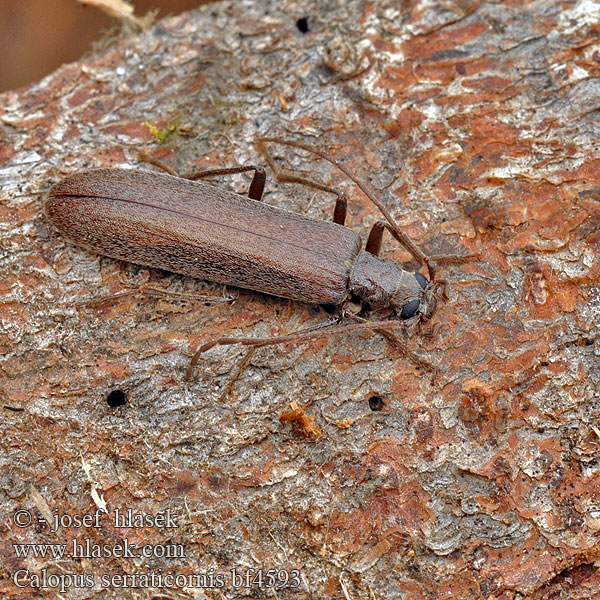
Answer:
392;272;438;322
350;251;442;321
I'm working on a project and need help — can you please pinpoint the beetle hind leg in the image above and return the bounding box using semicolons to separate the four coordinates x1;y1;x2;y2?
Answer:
138;151;266;200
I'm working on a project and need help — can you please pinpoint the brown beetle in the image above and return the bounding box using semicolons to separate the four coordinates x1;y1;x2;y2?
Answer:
45;138;449;379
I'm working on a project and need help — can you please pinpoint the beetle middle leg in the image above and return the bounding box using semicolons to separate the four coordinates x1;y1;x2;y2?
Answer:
216;316;344;397
256;139;348;225
260;138;476;291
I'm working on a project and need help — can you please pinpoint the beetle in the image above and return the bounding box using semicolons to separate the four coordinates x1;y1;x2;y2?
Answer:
44;138;448;379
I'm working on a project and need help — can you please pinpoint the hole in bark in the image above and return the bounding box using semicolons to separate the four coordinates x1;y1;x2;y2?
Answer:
368;395;384;411
106;389;127;407
296;17;309;33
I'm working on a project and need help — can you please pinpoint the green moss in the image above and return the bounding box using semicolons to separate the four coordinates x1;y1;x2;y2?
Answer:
144;119;184;144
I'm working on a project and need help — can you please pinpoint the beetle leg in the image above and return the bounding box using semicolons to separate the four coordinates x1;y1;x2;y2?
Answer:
365;220;438;283
343;309;434;371
218;348;256;401
138;152;266;200
257;139;347;225
365;221;386;255
434;279;448;301
138;152;179;176
184;315;439;381
187;165;266;201
138;285;239;303
77;285;237;308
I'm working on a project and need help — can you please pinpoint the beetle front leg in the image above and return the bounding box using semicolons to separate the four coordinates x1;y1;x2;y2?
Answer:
184;317;426;381
364;220;437;283
342;309;434;371
365;221;385;256
258;138;441;278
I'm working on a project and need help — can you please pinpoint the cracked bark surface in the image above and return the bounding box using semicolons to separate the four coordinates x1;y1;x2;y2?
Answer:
1;1;599;599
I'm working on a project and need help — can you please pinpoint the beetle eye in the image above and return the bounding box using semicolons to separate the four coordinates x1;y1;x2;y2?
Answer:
400;299;420;320
415;272;428;290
